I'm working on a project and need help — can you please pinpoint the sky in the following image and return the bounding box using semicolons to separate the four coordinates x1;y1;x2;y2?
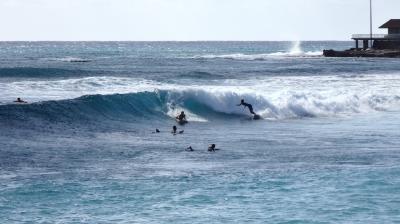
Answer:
0;0;399;41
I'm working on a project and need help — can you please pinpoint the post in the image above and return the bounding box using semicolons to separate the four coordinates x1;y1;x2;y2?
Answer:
363;40;369;50
355;40;359;50
369;0;373;48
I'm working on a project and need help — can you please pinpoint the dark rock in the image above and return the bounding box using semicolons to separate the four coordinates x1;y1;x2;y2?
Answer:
323;49;400;58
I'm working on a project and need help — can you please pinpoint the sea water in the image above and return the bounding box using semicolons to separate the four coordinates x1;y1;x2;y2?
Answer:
1;41;400;223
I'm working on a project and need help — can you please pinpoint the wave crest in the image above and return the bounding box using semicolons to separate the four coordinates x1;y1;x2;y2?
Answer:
1;88;399;127
194;51;322;61
54;57;91;63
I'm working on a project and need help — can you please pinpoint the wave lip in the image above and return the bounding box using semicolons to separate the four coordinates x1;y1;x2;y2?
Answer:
0;77;165;105
57;57;91;63
0;92;169;126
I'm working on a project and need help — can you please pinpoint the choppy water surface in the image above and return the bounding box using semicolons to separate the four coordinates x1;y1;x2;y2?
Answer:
1;42;400;223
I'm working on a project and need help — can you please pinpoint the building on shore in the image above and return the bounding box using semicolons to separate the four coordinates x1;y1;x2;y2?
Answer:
352;19;400;50
323;19;400;57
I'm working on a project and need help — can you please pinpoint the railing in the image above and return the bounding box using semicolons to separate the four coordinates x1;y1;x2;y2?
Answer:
352;34;400;39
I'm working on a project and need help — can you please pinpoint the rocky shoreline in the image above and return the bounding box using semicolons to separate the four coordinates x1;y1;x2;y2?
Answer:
323;49;400;58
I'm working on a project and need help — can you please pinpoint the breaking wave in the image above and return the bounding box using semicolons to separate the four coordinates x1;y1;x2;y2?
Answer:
1;87;399;127
54;57;92;63
194;51;322;60
194;41;322;60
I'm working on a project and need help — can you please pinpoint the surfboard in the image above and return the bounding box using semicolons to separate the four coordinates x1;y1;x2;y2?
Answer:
253;114;262;120
176;119;188;125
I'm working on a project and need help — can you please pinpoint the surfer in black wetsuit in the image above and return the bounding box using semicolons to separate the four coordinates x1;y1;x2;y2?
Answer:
237;99;256;115
208;144;216;152
171;126;184;135
176;111;187;122
208;144;220;152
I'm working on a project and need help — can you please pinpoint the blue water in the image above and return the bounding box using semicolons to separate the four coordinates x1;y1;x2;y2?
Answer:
1;41;400;223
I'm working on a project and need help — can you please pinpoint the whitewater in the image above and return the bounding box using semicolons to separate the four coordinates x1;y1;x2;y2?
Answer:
1;41;400;223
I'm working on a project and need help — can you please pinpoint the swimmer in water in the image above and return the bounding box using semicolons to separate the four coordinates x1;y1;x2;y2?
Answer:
14;98;27;103
172;126;177;134
172;126;184;135
208;144;216;152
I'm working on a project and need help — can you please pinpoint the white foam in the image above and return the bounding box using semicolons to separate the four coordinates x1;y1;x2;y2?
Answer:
165;88;400;119
195;51;322;60
166;104;208;122
168;75;400;119
267;50;322;57
54;57;91;62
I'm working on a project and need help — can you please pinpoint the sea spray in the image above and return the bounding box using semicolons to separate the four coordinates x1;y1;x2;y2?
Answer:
289;41;302;55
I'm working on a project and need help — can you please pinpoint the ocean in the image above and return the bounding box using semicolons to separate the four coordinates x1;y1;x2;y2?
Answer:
1;41;400;223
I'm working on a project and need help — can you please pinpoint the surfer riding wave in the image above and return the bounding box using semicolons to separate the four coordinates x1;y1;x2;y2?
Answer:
237;99;261;119
237;99;256;115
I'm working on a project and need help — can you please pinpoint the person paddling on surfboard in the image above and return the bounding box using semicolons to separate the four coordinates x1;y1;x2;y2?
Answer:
176;111;187;123
208;144;220;152
171;125;184;135
237;99;256;115
171;125;178;134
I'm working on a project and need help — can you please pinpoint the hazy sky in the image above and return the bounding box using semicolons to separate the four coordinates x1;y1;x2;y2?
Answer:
0;0;399;41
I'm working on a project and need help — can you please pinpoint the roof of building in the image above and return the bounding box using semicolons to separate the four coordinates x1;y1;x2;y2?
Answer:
380;19;400;29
